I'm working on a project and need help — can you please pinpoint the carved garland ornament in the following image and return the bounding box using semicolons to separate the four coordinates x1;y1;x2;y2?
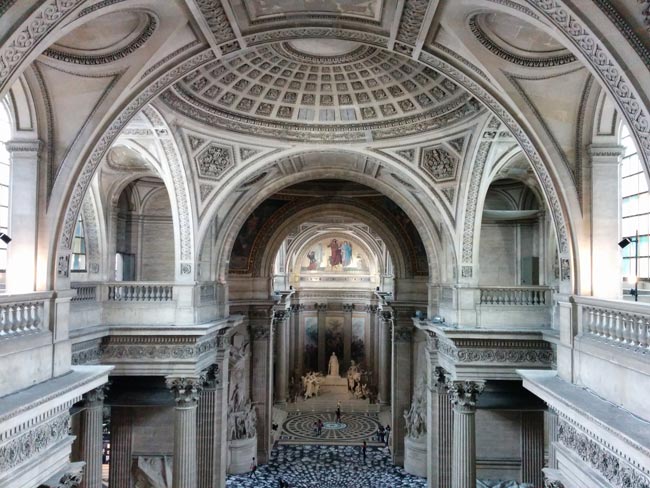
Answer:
0;412;70;472
558;419;650;488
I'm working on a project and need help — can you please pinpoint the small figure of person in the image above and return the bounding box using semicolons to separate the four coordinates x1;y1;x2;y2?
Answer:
336;401;341;423
377;425;385;443
318;419;323;436
362;440;367;462
249;457;257;478
384;425;391;447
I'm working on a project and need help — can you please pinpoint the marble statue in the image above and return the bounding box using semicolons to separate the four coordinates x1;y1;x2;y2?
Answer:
133;456;172;488
301;371;323;399
404;375;427;439
228;400;257;440
328;352;340;376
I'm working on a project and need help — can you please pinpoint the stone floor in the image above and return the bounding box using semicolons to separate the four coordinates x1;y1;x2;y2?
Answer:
226;444;427;488
280;411;384;445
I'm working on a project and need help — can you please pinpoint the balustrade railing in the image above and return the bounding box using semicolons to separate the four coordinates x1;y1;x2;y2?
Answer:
480;286;550;306
71;283;97;302
0;293;50;338
107;282;174;302
576;296;650;351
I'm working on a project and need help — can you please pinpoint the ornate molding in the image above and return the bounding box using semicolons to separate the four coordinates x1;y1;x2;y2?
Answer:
71;339;103;365
558;418;650;488
468;15;576;68
396;0;429;46
342;303;355;312
44;13;158;65
447;380;485;413
250;324;270;340
394;327;413;343
166;376;203;406
436;336;553;365
202;363;221;389
5;140;42;154
101;334;220;361
0;411;70;472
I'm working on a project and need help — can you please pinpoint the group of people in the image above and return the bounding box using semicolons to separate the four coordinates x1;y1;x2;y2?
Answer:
346;361;371;400
375;424;391;446
313;418;324;436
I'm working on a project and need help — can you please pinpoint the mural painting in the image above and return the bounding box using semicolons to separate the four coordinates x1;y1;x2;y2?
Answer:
351;317;365;366
325;317;344;365
301;237;370;273
304;316;319;372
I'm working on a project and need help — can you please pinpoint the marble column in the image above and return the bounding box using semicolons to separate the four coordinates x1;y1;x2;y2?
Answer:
589;144;625;299
274;310;289;405
5;140;40;292
391;319;412;465
251;321;272;462
427;364;453;488
289;304;300;380
197;355;230;488
343;304;354;371
78;386;106;488
365;305;376;383
546;408;559;469
166;376;202;488
317;303;327;373
521;411;545;488
109;407;132;488
378;311;390;405
448;380;485;488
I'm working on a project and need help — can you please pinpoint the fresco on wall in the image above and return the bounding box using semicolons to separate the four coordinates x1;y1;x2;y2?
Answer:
301;237;370;273
325;317;344;365
351;317;365;366
304;316;318;372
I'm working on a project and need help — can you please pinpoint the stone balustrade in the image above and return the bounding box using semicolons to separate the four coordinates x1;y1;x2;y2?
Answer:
0;292;51;339
479;286;550;306
107;282;174;302
575;295;650;350
71;283;98;302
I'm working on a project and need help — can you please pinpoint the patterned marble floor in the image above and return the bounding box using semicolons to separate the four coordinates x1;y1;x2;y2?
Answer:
280;412;384;445
226;444;427;488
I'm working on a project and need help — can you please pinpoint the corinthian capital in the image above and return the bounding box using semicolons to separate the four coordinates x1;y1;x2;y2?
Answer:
82;384;109;407
447;380;485;412
165;376;203;406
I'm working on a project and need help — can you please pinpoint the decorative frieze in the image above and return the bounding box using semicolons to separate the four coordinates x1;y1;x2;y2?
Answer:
436;337;553;365
421;145;459;182
0;411;70;472
557;418;650;488
101;334;221;361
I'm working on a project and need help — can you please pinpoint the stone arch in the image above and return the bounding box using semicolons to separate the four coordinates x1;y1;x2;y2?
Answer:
198;150;449;287
24;20;589;291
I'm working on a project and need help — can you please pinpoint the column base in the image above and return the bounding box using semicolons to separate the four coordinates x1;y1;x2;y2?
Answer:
404;436;427;477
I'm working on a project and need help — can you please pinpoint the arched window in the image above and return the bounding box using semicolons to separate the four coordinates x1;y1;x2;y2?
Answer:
0;100;11;289
620;124;650;280
71;215;87;272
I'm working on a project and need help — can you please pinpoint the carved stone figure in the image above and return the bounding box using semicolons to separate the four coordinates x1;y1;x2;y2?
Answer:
227;400;257;440
404;375;427;439
328;352;340;376
133;456;172;488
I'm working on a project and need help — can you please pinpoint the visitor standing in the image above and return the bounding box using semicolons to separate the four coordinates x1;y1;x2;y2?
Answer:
249;457;257;479
362;440;367;462
336;401;341;423
384;425;391;447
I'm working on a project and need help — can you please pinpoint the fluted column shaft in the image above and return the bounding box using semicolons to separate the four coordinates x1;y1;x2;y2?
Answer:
448;380;485;488
317;304;327;373
79;387;106;488
109;407;132;488
546;408;559;469
378;313;390;405
427;364;452;488
343;304;354;371
198;357;230;488
521;411;545;488
166;377;202;488
274;315;289;404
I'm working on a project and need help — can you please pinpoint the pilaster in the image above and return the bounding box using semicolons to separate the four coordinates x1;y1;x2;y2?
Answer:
317;303;327;373
521;411;544;488
5;139;40;293
343;303;354;372
274;310;289;405
378;310;391;405
427;360;452;488
391;315;412;464
448;380;485;488
588;144;624;299
250;321;271;462
166;376;202;488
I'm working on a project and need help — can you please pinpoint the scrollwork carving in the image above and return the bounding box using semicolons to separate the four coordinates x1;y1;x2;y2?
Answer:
447;380;485;413
165;377;203;406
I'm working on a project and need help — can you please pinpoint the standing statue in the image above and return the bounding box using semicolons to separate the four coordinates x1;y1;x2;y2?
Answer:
404;375;427;439
328;352;340;377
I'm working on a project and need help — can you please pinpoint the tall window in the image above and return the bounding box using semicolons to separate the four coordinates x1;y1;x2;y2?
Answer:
0;100;11;289
620;124;650;279
71;215;87;272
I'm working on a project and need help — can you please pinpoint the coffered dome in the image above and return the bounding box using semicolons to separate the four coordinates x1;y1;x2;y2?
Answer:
160;39;483;142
